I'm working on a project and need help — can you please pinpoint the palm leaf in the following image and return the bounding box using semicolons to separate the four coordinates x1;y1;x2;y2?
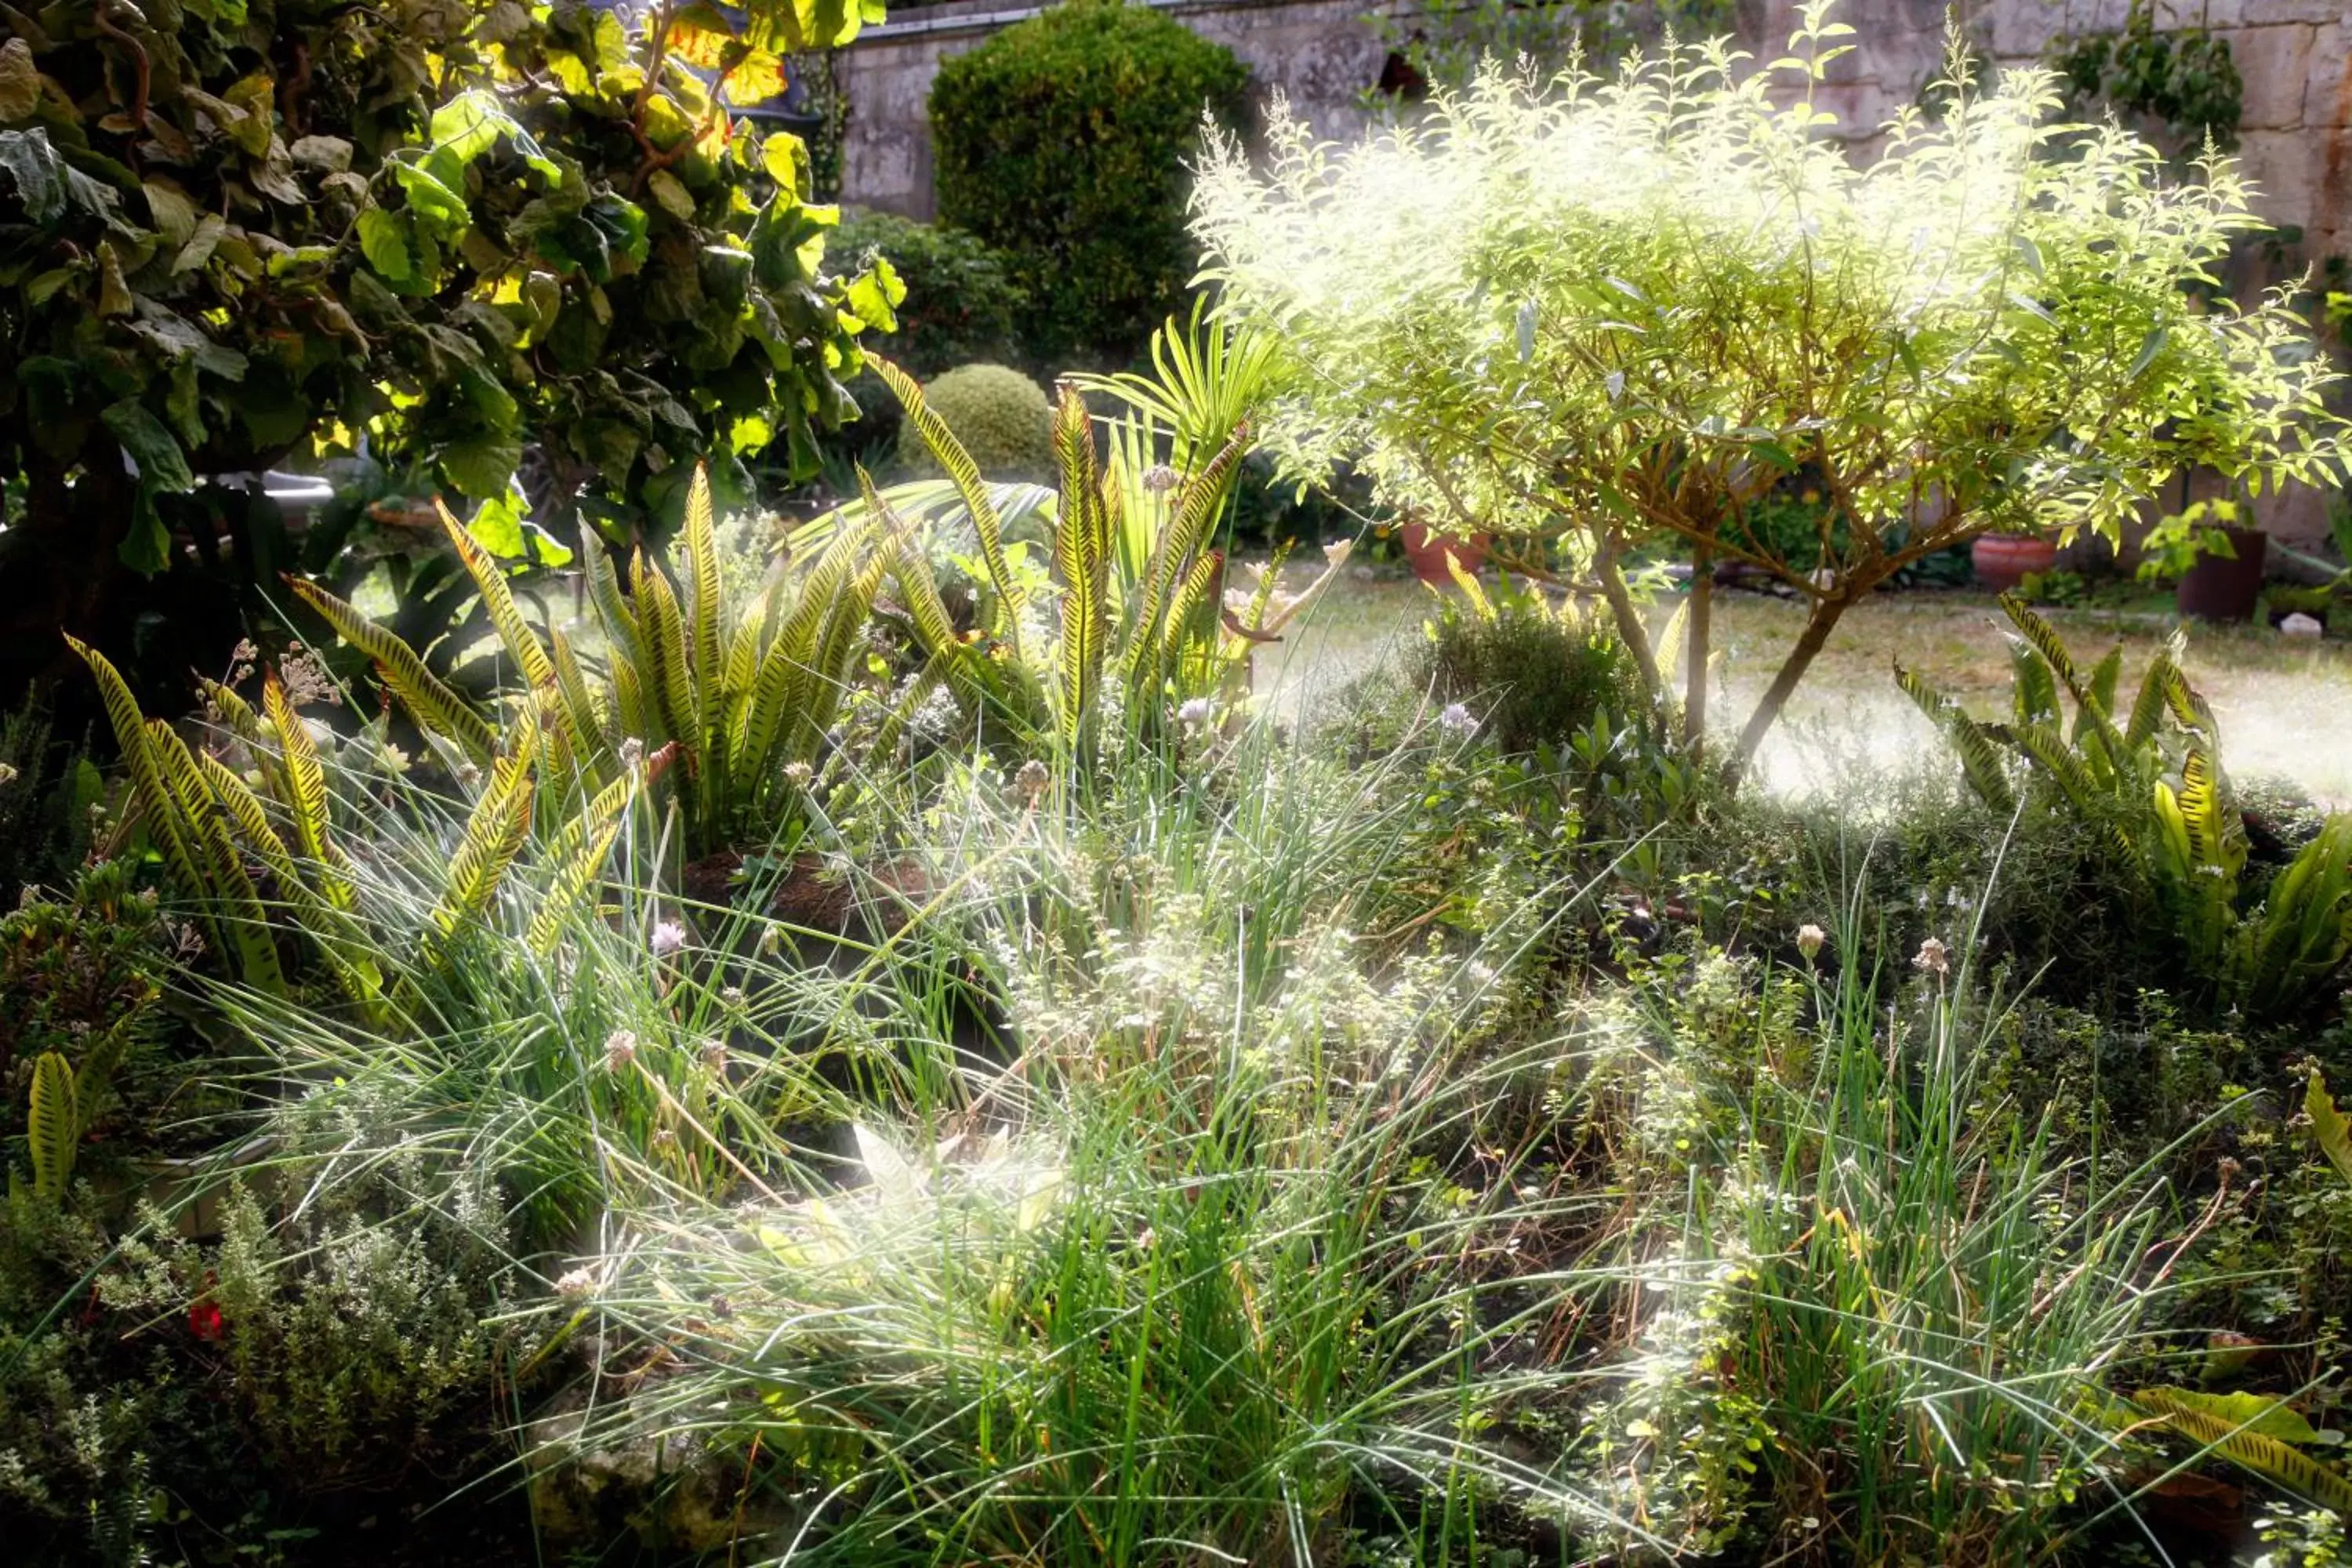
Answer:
872;355;1025;657
27;1051;77;1201
285;578;495;764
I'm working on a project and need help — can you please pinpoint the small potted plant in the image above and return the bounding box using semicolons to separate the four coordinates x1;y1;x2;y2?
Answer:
2142;499;2268;624
1971;530;2061;593
1399;519;1492;583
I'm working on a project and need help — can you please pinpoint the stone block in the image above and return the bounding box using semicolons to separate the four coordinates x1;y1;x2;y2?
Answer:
2307;27;2352;130
2232;23;2318;129
2234;125;2328;236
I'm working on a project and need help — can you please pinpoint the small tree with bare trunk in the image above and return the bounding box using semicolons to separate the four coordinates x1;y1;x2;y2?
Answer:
1191;4;2347;779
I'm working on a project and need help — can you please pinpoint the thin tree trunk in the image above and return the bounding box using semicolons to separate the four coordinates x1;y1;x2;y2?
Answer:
1685;536;1711;754
1594;543;1662;703
1727;590;1851;785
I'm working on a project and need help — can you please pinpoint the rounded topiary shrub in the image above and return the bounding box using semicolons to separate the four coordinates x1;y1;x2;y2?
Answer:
904;364;1056;480
928;0;1249;370
832;211;1029;378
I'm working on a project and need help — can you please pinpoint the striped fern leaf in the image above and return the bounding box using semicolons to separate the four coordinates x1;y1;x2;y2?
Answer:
440;503;557;690
419;724;538;969
873;355;1025;657
27;1052;76;1201
285;577;495;764
2130;1387;2352;1513
67;637;207;917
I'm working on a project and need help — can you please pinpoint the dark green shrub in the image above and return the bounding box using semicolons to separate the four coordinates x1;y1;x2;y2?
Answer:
833;212;1029;377
903;365;1056;481
1411;599;1643;756
929;0;1250;369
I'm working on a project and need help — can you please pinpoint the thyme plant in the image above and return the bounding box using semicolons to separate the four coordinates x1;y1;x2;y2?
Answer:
1192;4;2347;775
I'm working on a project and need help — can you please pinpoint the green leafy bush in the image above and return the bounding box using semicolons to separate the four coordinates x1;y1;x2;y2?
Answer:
831;211;1029;376
0;0;888;710
900;364;1055;481
1412;589;1642;755
929;0;1249;368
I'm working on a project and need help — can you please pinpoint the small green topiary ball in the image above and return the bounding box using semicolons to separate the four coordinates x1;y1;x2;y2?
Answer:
904;363;1056;480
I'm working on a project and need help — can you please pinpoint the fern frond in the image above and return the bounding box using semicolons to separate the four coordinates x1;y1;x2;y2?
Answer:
2125;648;2175;750
1052;383;1110;759
1125;423;1249;676
681;466;728;744
284;578;495;764
549;627;613;775
191;746;380;1006
2132;1388;2352;1513
441;503;557;691
2007;638;2057;725
2311;1068;2352;1187
419;726;538;970
2010;722;2102;814
67;637;206;910
528;820;625;958
1896;661;2016;815
263;674;349;909
27;1051;76;1200
633;550;701;771
873;355;1025;658
2085;645;2122;727
147;720;283;993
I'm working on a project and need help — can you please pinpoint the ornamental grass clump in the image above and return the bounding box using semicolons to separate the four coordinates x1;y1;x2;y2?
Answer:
1192;2;2347;772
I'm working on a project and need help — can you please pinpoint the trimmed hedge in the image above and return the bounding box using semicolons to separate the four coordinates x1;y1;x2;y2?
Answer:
929;0;1249;371
904;365;1057;481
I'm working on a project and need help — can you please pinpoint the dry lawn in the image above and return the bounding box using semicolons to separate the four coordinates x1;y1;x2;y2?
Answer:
1259;573;2352;808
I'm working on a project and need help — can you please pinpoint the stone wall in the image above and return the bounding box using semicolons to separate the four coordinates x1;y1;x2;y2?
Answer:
840;0;2350;256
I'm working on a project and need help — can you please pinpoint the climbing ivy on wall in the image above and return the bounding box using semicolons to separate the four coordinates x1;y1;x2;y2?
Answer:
1369;0;1735;98
2049;0;2242;152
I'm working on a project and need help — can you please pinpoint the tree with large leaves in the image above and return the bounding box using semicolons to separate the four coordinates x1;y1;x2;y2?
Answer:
0;0;893;715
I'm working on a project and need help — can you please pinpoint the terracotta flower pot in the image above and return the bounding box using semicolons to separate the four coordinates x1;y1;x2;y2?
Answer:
2177;526;2269;625
1971;533;2060;593
1400;522;1491;584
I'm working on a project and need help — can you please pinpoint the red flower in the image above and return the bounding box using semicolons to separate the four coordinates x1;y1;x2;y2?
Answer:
188;1277;223;1341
